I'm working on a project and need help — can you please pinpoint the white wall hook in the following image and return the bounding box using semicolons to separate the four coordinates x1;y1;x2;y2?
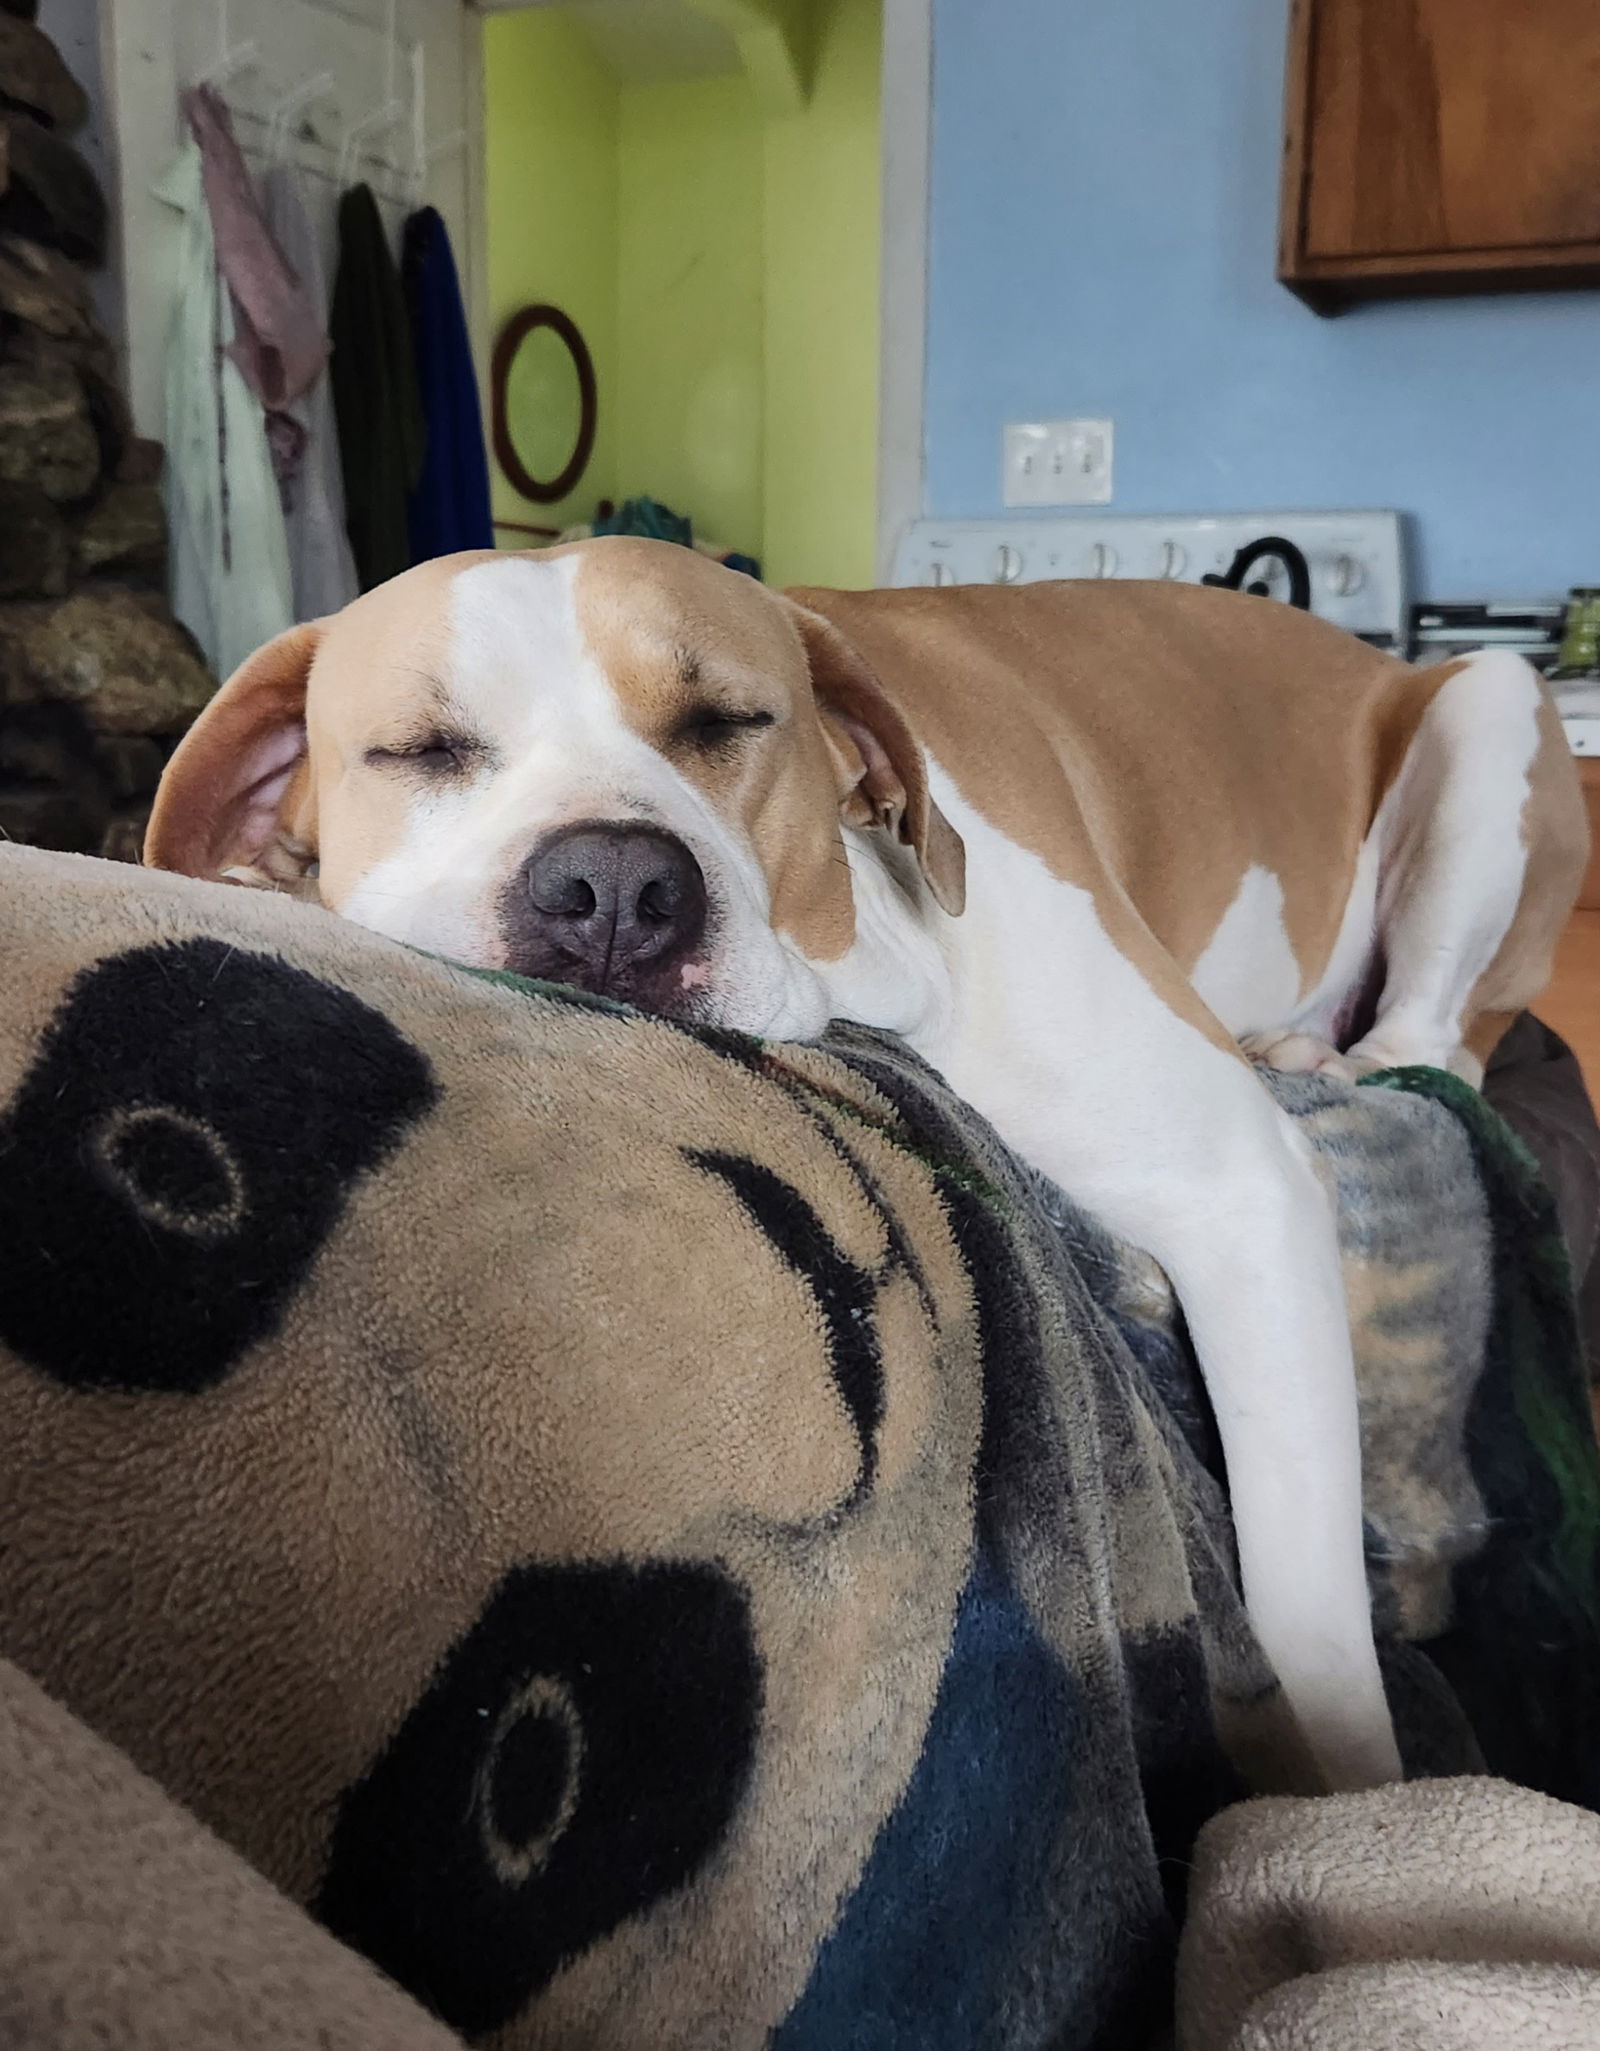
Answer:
196;0;258;93
338;97;406;188
266;70;336;168
409;128;465;208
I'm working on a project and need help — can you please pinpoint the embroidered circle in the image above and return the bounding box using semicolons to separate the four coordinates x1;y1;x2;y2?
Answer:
89;1105;248;1244
477;1674;585;1884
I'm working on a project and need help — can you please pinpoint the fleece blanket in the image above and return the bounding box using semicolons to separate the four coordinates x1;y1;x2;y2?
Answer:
1177;1777;1600;2049
0;1657;456;2051
0;842;1598;2050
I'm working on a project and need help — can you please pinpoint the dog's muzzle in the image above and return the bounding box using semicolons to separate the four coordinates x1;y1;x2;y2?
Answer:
500;822;709;1010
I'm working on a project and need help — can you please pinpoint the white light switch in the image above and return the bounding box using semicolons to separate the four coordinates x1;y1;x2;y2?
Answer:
1002;418;1113;507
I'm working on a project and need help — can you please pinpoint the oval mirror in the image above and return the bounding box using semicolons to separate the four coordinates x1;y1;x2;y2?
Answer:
491;305;598;506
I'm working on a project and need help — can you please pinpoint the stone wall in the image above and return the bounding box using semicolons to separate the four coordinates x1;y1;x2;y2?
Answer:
0;0;213;859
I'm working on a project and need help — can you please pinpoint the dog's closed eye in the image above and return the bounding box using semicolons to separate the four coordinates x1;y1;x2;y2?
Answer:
677;707;777;751
365;731;484;776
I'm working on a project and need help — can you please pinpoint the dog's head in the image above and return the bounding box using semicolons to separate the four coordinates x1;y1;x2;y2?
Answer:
145;540;965;1036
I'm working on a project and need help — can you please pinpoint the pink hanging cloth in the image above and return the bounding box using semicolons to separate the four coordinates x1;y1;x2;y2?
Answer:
181;82;329;474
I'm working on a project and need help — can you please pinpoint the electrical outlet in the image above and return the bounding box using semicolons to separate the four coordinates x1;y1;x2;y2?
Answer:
1002;418;1113;507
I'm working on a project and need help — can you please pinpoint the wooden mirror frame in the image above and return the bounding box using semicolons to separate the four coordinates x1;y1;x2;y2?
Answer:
490;305;598;505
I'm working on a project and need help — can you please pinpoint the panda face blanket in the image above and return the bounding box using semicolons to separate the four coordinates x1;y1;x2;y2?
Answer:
0;843;1596;2051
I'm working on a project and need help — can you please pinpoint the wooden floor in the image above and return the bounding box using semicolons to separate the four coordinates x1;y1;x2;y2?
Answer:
1539;910;1600;1102
1537;758;1600;1100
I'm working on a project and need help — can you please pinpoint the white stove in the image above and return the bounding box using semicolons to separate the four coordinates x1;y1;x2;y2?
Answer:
891;510;1410;651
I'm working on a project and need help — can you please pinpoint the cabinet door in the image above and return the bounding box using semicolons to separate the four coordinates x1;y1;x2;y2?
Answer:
1281;0;1600;308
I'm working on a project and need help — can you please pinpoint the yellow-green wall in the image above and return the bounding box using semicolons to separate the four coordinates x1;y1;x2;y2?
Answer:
617;76;766;557
484;0;880;588
484;9;619;531
763;0;881;588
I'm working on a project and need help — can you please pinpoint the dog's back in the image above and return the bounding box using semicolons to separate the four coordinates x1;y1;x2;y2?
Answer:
790;578;1585;1043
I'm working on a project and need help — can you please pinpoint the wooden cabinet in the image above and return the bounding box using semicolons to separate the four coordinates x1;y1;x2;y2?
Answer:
1279;0;1600;312
1536;758;1600;1098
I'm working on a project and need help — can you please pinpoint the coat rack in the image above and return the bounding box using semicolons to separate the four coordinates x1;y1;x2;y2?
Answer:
197;0;257;94
184;0;451;207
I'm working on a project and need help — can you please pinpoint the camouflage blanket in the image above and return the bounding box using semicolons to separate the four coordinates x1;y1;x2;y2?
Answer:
0;843;1597;2051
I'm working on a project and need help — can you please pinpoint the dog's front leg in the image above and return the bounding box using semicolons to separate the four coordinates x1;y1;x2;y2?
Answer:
940;1013;1401;1791
902;813;1402;1789
1143;1115;1402;1791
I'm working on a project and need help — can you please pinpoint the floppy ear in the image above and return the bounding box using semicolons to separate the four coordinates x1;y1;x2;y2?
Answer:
785;600;966;917
144;622;321;887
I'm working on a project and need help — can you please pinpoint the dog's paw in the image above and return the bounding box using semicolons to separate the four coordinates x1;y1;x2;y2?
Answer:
1239;1029;1378;1083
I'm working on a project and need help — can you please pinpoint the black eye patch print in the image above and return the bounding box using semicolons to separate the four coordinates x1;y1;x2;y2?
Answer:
0;938;438;1393
317;1558;763;2036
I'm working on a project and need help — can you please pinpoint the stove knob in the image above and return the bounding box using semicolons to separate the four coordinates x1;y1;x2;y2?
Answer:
1332;554;1364;598
930;559;956;586
994;544;1023;583
1089;542;1118;579
1159;540;1187;580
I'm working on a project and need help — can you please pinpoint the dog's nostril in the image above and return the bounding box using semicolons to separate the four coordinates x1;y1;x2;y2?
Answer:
638;878;679;924
532;873;597;921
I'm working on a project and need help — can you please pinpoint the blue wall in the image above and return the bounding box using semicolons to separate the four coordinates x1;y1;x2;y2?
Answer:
925;0;1600;599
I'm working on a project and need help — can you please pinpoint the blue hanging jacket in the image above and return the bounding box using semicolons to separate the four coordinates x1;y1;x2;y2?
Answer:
402;205;494;563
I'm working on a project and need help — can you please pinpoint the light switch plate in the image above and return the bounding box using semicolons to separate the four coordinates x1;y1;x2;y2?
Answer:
1002;418;1114;507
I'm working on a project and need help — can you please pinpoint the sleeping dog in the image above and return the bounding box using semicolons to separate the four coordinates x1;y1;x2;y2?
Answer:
146;537;1589;1791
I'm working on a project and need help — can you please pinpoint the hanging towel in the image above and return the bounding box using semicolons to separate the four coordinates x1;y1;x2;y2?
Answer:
329;184;426;591
401;206;493;562
154;139;294;679
181;85;327;463
260;164;360;621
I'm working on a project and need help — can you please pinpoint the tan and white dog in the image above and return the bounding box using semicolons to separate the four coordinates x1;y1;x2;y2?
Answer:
146;536;1588;1792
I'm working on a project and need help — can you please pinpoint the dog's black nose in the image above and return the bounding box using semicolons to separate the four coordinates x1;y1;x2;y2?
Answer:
510;824;707;997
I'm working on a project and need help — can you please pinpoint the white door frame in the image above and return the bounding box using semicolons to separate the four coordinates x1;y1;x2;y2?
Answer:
875;0;932;582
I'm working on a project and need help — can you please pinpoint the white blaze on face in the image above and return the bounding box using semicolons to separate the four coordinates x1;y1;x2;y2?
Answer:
336;555;835;1037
